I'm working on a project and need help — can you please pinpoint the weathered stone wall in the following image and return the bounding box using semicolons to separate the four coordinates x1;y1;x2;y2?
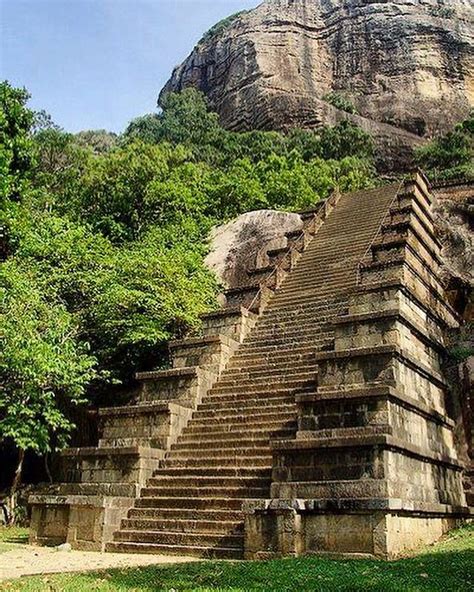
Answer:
245;173;470;560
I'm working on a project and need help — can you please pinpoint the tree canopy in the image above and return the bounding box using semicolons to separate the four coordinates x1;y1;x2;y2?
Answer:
416;112;474;180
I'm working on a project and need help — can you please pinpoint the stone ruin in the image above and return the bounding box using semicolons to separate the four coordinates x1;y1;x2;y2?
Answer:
29;172;472;559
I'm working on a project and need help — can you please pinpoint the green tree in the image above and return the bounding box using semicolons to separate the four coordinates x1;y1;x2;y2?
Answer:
416;112;474;180
318;121;374;160
4;203;218;401
126;89;224;156
323;92;358;114
33;127;91;198
74;129;119;154
0;262;96;506
69;140;202;242
124;113;162;144
0;81;36;202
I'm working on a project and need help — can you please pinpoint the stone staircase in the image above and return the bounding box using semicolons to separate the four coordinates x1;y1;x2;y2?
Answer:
105;183;400;557
29;188;336;551
30;173;470;558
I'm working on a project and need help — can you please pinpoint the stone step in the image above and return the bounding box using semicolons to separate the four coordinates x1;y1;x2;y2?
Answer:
180;420;297;441
245;318;333;333
134;496;246;510
164;455;272;468
190;408;296;424
281;264;357;279
140;485;268;498
113;529;244;550
127;507;244;522
224;355;315;369
152;467;271;479
106;541;242;559
209;373;316;390
250;322;332;336
167;446;271;460
249;322;333;336
147;475;269;488
191;402;295;418
286;241;363;255
121;517;243;534
277;272;353;285
193;398;296;412
275;274;354;287
173;432;292;450
283;247;372;269
241;331;333;348
274;285;342;297
221;363;318;379
259;306;345;323
203;386;301;399
269;292;352;307
272;278;353;295
228;353;317;368
237;333;331;348
204;386;313;403
230;345;318;360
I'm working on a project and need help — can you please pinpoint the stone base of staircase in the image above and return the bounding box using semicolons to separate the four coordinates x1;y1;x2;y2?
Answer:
243;498;470;559
29;446;164;551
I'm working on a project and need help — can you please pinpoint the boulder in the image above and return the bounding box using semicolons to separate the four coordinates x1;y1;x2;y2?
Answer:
205;210;303;288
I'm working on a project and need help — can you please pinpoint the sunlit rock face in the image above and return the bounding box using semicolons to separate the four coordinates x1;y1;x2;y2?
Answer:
160;0;474;170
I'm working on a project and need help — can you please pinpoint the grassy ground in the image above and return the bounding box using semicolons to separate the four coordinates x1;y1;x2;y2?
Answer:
1;524;473;591
0;527;29;554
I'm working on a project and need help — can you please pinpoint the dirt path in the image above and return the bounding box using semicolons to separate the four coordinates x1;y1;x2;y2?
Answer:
0;544;198;582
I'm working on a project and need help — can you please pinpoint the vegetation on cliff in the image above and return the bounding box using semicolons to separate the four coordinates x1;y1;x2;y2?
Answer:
416;112;474;180
200;10;248;43
0;82;377;491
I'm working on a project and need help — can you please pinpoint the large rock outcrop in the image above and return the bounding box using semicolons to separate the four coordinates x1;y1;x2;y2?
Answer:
205;210;303;288
160;0;474;170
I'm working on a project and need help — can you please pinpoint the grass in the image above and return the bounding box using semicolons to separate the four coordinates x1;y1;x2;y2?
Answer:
1;524;473;591
0;526;29;554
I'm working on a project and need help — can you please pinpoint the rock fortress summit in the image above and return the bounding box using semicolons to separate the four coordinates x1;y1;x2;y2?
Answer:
160;0;474;170
28;0;473;562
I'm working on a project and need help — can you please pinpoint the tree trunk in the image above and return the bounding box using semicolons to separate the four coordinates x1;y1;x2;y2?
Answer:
8;448;25;525
45;452;53;483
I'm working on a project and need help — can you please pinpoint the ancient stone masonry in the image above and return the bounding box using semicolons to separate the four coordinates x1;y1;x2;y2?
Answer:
30;174;471;558
245;173;471;559
29;193;337;553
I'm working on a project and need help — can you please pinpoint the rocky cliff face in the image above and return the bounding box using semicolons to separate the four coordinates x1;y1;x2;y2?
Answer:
160;0;474;170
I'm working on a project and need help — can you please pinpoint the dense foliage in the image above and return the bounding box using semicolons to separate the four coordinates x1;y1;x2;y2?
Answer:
416;112;474;180
200;10;248;43
0;81;378;479
323;92;358;115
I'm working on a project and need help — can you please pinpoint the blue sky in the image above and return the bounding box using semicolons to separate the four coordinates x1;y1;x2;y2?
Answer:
1;0;260;132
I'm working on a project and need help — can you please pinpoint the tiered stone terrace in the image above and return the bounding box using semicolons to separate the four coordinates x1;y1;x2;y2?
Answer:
30;174;471;558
